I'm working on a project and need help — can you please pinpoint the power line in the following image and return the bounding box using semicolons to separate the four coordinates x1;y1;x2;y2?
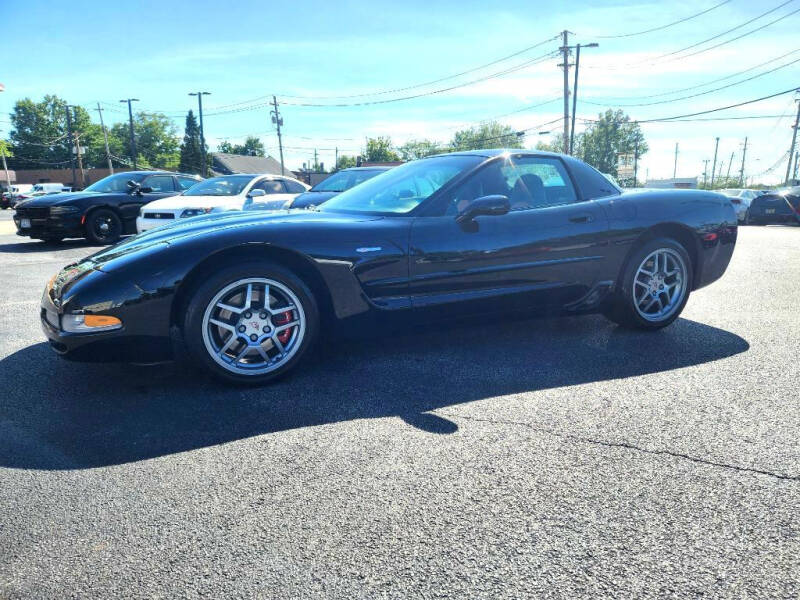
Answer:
580;54;800;107
205;50;559;114
595;0;733;39
579;86;800;123
586;46;800;101
591;1;800;70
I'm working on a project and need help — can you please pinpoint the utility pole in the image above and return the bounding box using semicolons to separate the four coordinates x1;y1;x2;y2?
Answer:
120;98;139;169
673;142;679;178
633;139;639;186
725;151;735;182
0;137;11;194
270;96;285;175
74;132;85;189
65;107;77;186
189;91;211;176
739;137;748;187
95;102;114;174
559;30;571;154
794;150;799;181
785;97;800;185
313;148;318;171
702;159;710;188
335;146;339;170
710;137;720;188
569;42;599;156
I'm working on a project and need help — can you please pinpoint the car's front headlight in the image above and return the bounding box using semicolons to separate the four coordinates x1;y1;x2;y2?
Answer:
62;313;122;333
49;205;80;215
180;207;214;218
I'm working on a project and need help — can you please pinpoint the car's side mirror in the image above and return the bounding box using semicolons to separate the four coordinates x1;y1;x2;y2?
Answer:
456;195;510;223
139;186;153;193
248;189;267;198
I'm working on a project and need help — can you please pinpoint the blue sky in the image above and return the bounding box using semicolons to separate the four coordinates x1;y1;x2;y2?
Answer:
2;0;798;182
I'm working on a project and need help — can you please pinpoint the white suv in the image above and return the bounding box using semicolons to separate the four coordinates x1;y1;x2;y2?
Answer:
136;173;309;233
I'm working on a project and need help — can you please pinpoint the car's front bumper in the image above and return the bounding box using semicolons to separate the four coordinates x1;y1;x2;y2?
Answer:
136;215;176;233
40;280;174;363
14;213;84;239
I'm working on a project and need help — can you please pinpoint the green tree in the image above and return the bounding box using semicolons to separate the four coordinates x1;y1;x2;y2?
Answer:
110;112;179;170
397;139;439;161
7;95;105;169
576;109;647;177
336;154;357;170
449;121;524;152
217;136;265;157
179;110;204;174
365;136;400;162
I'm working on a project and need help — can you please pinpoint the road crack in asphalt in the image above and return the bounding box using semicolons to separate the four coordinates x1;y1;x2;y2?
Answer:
438;411;799;482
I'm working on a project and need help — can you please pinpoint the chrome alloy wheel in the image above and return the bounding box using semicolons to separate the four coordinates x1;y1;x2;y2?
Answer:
632;248;688;322
201;277;306;375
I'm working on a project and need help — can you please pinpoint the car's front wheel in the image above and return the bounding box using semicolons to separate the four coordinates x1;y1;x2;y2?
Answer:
182;262;319;384
604;237;692;330
85;208;122;245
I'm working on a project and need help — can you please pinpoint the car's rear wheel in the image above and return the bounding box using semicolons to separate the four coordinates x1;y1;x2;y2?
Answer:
85;208;122;245
182;262;319;384
604;237;692;330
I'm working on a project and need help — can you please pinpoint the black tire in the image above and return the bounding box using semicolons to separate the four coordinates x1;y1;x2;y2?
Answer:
182;261;319;385
85;208;122;245
603;237;693;330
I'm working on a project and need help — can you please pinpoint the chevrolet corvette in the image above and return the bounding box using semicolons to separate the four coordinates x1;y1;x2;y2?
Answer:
41;150;737;384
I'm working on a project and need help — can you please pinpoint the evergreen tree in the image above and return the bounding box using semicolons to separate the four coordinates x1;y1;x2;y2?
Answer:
179;110;204;174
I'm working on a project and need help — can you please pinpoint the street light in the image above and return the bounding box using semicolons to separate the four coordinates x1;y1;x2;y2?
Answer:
189;92;211;176
119;98;140;169
570;42;599;155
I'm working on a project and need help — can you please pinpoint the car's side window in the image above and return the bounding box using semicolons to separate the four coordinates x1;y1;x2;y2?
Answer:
256;180;286;194
177;176;199;191
445;156;578;215
143;175;175;192
283;180;306;193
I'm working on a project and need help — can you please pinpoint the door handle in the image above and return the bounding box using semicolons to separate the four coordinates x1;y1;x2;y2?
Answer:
568;213;594;224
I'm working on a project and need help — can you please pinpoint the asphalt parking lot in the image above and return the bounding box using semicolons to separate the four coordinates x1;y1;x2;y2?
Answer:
0;209;798;598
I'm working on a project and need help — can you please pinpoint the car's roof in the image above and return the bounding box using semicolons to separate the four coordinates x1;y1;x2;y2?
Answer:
428;148;564;159
341;166;392;171
125;170;200;178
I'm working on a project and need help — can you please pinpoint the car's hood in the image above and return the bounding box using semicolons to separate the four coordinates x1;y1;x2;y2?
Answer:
83;209;382;267
141;194;238;210
16;191;106;206
291;190;339;208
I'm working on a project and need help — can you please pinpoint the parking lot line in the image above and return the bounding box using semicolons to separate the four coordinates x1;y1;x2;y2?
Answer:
0;221;17;235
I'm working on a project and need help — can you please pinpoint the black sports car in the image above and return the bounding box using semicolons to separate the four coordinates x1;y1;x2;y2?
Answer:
14;171;202;244
40;150;737;384
288;166;392;209
745;187;800;225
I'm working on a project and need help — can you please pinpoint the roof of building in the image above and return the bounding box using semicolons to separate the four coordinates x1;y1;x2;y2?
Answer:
210;153;286;176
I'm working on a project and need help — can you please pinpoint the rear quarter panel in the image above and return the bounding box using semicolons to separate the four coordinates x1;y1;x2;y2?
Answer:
597;189;737;290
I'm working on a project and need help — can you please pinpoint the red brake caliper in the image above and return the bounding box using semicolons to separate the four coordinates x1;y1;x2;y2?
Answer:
274;310;294;345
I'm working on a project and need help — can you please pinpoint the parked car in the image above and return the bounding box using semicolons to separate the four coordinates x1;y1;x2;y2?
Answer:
0;184;33;209
287;167;392;210
40;149;737;384
13;171;201;244
136;174;309;233
745;187;800;225
717;188;760;222
31;182;69;195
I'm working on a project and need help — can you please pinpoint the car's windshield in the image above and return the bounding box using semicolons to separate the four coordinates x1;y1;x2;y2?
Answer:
311;169;385;193
84;173;147;193
320;156;482;214
183;175;253;197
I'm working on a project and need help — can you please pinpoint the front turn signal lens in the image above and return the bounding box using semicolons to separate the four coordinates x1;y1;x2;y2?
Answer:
84;315;122;328
62;313;122;333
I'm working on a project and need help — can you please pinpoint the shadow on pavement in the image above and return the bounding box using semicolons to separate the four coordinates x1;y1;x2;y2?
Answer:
0;315;749;470
0;239;98;254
